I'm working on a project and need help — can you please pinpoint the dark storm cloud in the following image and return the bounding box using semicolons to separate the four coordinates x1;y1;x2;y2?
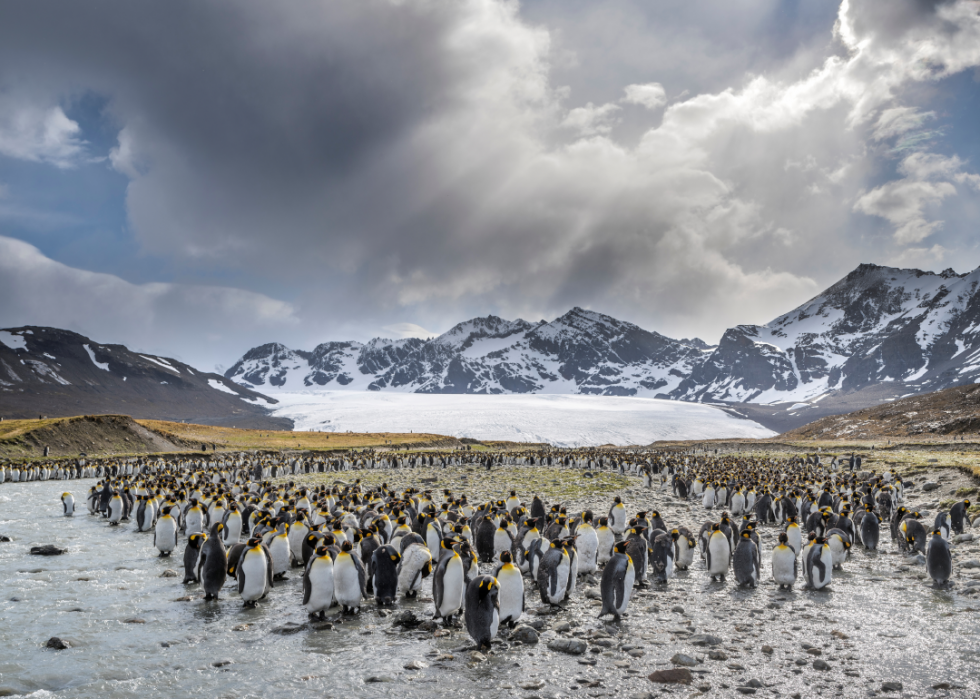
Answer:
0;0;979;368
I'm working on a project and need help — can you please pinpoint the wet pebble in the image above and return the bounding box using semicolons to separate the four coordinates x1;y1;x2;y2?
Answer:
671;653;697;667
30;545;66;556
812;659;830;671
510;625;540;644
881;681;903;692
159;569;178;577
46;637;70;650
547;638;586;655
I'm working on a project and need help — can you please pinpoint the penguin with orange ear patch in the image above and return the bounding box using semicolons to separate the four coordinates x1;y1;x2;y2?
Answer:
465;575;499;650
372;544;400;606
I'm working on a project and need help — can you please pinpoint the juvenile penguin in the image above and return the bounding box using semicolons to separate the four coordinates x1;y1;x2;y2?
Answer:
61;492;75;516
303;544;335;618
372;544;401;606
238;536;274;607
859;508;880;550
492;551;524;628
537;539;570;607
432;539;465;624
154;510;178;557
732;530;760;588
598;540;635;622
705;524;731;582
464;575;499;650
183;533;207;583
926;530;953;587
334;540;367;614
804;537;833;590
199;522;228;600
771;532;797;589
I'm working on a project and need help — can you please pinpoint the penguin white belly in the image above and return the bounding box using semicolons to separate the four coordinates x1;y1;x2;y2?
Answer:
108;499;123;524
702;489;715;509
617;565;635;615
771;547;796;587
786;527;802;556
596;530;615;565
240;551;270;602
731;494;745;516
305;559;335;613
496;569;524;625
577;528;599;574
397;546;431;596
224;516;243;545
438;557;464;617
333;557;363;609
155;517;178;554
185;510;204;535
546;559;570;604
493;530;512;558
270;536;291;575
62;494;75;516
706;535;730;578
675;539;695;570
489;607;499;641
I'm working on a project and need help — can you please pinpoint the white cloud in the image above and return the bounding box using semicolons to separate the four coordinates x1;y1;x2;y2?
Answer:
560;101;621;135
622;83;667;110
0;100;86;168
873;107;935;141
381;323;439;340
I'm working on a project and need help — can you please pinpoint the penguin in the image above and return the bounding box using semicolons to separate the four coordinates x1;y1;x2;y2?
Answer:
598;540;635;622
926;530;953;587
770;532;797;589
950;500;971;535
934;512;952;542
199;522;228;600
785;516;803;556
537;539;570;607
493;521;515;562
397;540;433;599
333;540;367;614
575;512;599;576
136;495;154;533
672;527;697;571
804;537;833;590
825;529;851;569
648;531;675;584
183;533;207;583
154;510;179;557
475;516;496;563
268;522;293;579
624;528;648;586
595;517;616;566
530;495;546;521
702;483;715;510
903;517;928;555
303;544;335;618
525;537;545;581
859;508;880;551
108;492;124;525
609;497;627;536
563;538;579;599
492;551;524;628
372;544;401;606
464;575;499;650
238;536;274;607
432;539;465;624
705;524;731;582
732;530;760;588
185;501;206;536
61;492;75;516
223;504;243;546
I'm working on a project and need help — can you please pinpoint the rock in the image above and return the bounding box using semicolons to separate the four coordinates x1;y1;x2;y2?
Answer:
746;679;763;688
922;482;940;492
46;637;70;650
212;659;234;667
403;660;428;670
520;680;546;690
761;645;774;654
736;689;756;695
954;534;974;543
932;683;952;690
671;605;685;613
628;649;645;658
511;625;540;644
392;610;421;628
272;623;306;635
708;650;728;661
648;668;693;684
554;622;571;633
548;638;587;655
30;545;66;556
124;618;146;624
469;651;487;663
418;620;439;632
961;560;980;569
0;535;12;542
805;648;822;656
689;634;722;646
881;681;903;692
364;675;396;683
671;653;697;667
160;569;178;578
584;588;601;600
830;630;849;640
727;663;745;671
232;624;250;631
527;618;547;630
812;659;830;671
912;553;926;565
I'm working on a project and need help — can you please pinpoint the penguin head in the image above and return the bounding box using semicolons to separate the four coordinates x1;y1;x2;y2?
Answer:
778;532;788;545
499;550;513;564
340;540;353;553
669;529;680;542
965;499;972;508
614;540;629;554
740;531;751;540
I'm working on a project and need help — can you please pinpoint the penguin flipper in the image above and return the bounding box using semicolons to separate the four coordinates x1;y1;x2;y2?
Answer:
265;550;275;589
238;566;246;595
302;569;312;605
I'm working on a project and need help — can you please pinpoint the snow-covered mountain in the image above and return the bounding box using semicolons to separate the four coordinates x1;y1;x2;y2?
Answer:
227;263;980;415
225;308;711;396
675;263;980;403
0;326;286;428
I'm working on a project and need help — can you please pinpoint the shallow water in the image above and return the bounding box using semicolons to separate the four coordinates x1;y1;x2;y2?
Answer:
2;476;979;698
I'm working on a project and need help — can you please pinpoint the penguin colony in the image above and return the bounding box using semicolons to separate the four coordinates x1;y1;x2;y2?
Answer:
11;447;977;652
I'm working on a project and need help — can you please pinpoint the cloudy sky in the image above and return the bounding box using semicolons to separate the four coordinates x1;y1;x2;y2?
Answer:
1;0;980;370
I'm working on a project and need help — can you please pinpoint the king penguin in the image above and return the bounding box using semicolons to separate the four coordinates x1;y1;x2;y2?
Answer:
609;497;627;537
537;539;570;607
771;532;797;589
334;540;367;614
575;512;599;575
61;492;74;517
596;517;616;566
493;551;524;628
183;533;207;583
199;522;228;600
598;540;635;622
238;535;274;607
154;510;178;557
732;530;760;588
672;527;697;571
926;529;952;587
303;544;335;618
372;544;401;606
432;539;465;624
804;537;833;590
950;500;971;535
464;575;499;650
705;524;731;582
